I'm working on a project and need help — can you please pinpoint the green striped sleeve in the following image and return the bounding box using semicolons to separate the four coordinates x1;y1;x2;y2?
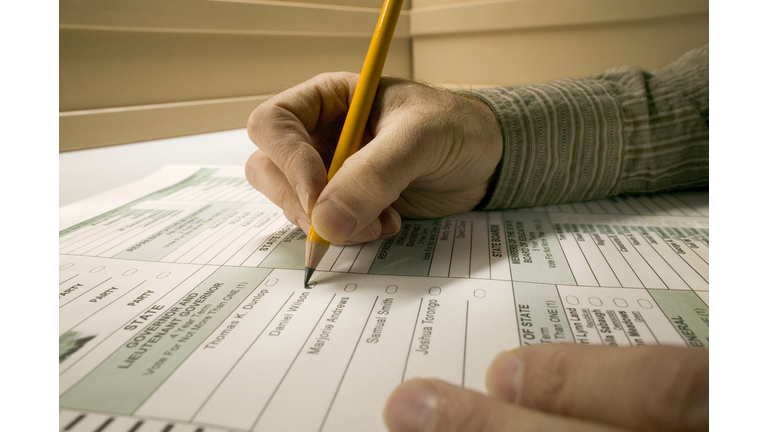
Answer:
469;44;708;210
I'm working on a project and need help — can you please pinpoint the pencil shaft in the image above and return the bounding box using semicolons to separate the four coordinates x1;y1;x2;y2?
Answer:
304;0;404;277
305;231;330;272
327;0;405;180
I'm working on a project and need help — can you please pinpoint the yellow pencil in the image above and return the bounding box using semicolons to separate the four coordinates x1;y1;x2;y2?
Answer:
304;0;404;286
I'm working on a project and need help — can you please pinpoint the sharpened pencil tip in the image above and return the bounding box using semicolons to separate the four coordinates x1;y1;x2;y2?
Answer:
304;267;315;287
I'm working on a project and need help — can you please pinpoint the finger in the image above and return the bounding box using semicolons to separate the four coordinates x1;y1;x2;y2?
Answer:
247;73;357;215
383;378;629;432
245;149;400;242
245;150;311;233
485;345;709;432
343;206;402;244
311;125;422;243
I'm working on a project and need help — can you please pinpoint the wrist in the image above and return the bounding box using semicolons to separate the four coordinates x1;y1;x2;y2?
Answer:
458;91;504;210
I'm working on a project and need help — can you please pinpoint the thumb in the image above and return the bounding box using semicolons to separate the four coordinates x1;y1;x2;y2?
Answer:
485;345;709;432
311;129;416;243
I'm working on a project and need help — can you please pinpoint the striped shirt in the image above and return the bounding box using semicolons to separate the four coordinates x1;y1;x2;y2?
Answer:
469;44;708;210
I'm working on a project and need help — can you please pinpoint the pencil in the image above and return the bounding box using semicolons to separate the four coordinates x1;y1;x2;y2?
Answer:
304;0;404;286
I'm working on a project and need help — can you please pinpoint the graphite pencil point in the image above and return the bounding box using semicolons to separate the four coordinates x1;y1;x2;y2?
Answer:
304;267;315;286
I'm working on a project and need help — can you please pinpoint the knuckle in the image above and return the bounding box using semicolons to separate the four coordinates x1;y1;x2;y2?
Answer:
247;104;264;130
247;102;273;145
244;151;272;189
277;145;319;185
244;152;263;186
639;351;709;429
272;187;297;218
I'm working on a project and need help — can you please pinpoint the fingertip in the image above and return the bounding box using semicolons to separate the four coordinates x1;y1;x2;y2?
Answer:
485;349;523;402
326;207;401;244
244;150;266;189
345;207;401;244
347;219;381;244
380;207;402;237
384;379;438;432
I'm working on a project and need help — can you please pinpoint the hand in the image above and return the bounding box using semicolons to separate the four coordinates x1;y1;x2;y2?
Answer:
245;72;502;244
384;344;708;432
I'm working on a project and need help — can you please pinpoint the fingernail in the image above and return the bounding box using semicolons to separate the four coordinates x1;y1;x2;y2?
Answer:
385;380;438;432
313;200;356;240
348;225;376;244
296;184;311;215
380;208;401;237
297;218;311;234
486;351;523;402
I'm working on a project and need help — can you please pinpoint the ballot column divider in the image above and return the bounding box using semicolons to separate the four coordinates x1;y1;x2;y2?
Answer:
401;298;424;383
250;294;338;431
317;295;379;432
190;291;297;422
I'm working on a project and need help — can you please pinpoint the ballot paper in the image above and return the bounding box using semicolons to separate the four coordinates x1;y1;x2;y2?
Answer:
59;165;709;432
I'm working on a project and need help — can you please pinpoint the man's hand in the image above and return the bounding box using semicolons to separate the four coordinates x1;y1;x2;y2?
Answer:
384;344;708;432
245;72;503;244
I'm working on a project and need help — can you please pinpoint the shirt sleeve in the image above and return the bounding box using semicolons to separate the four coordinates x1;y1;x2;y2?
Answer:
468;44;709;210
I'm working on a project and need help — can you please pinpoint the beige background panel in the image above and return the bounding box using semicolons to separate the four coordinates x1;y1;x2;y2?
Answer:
61;30;411;112
410;0;707;32
60;36;412;151
413;0;490;7
60;0;412;150
61;0;410;37
412;14;708;87
60;95;267;152
216;0;410;10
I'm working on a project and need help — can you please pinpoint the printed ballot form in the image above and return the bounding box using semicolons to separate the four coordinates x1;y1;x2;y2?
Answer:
59;166;709;432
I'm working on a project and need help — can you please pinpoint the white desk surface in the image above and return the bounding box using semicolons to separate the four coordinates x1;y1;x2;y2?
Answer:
59;129;256;207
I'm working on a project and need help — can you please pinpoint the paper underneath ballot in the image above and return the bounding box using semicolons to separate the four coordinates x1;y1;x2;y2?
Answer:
59;165;709;432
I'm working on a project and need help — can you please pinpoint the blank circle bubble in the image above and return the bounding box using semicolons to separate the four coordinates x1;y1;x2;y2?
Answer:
122;269;138;276
589;297;603;306
265;278;278;286
90;266;105;273
638;299;654;309
429;287;441;296
474;289;486;298
344;283;357;292
60;263;74;270
156;271;171;279
386;285;398;294
613;298;628;307
304;281;316;289
565;295;579;305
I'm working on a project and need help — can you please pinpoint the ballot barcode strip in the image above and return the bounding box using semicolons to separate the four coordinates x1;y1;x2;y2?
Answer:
59;411;227;432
